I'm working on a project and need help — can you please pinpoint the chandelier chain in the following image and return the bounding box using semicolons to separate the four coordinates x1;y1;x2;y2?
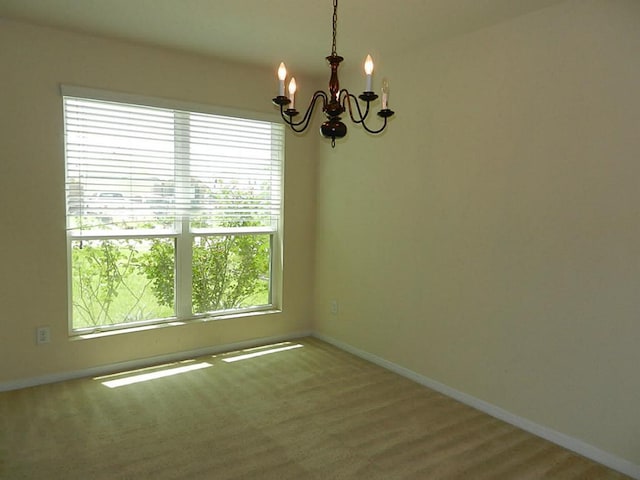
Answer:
331;0;338;56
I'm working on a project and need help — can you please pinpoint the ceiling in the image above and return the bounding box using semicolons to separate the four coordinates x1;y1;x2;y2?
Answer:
1;0;565;76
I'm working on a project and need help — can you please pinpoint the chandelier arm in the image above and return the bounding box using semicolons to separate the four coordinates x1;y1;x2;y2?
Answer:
341;91;371;124
281;91;328;132
360;115;388;135
342;92;390;134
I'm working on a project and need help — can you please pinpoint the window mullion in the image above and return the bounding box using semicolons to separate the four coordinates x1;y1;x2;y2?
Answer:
175;218;193;319
175;112;193;319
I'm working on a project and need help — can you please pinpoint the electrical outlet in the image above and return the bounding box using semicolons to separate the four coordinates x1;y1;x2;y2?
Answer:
36;326;51;345
330;300;339;316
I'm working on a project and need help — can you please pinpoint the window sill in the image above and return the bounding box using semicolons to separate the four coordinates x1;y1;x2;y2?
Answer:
70;308;282;341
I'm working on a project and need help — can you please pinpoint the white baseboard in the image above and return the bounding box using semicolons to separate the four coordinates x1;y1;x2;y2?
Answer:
0;331;311;393
313;332;640;480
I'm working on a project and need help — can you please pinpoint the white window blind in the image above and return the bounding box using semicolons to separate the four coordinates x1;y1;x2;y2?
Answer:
63;95;284;235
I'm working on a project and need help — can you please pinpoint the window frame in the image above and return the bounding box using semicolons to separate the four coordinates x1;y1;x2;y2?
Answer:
62;85;284;336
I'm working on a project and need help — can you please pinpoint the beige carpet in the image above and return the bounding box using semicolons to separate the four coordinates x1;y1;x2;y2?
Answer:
0;337;631;479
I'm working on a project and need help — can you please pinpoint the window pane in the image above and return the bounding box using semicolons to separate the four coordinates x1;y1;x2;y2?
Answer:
192;234;271;314
64;98;177;235
71;238;175;329
187;115;283;231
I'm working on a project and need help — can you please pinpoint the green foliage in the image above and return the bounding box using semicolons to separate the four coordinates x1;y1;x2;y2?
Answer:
72;240;173;328
72;241;123;326
139;233;269;315
190;233;269;313
138;240;175;308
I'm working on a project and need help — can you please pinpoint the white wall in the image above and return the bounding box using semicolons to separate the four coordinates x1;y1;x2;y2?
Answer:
315;0;640;468
0;21;317;384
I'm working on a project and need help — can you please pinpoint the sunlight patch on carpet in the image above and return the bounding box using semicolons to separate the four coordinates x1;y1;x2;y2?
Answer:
222;344;303;363
99;362;212;388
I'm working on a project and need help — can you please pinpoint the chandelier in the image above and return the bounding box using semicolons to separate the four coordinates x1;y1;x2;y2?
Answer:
272;0;395;147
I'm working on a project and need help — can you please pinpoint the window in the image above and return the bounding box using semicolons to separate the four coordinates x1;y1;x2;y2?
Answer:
63;87;284;333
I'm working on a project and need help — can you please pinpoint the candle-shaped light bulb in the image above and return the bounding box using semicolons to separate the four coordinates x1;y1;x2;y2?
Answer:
364;54;374;92
288;77;297;109
278;62;287;97
381;78;390;109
